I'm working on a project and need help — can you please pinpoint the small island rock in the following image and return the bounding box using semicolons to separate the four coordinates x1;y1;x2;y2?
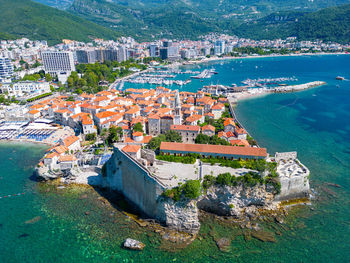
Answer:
123;238;145;251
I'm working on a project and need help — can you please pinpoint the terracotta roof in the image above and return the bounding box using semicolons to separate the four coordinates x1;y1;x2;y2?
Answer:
186;114;203;123
230;139;250;147
212;103;225;110
122;144;141;153
28;109;40;115
224;118;235;127
82;117;93;125
132;131;143;137
125;106;140;115
59;155;77;162
95;111;118;119
53;145;69;154
63;135;79;147
235;127;247;134
45;152;59;159
202;125;215;132
160;142;267;157
142;135;152;144
171;125;200;132
226;131;235;138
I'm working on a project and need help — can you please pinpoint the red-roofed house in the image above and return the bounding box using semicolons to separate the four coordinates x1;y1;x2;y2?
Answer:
94;111;120;129
224;118;236;133
60;135;81;152
122;144;141;159
234;127;247;140
58;155;78;170
185;114;204;126
211;103;225;119
27;109;41;120
202;125;215;136
125;105;140;121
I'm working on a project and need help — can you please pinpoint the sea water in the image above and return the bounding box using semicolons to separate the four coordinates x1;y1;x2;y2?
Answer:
0;55;349;262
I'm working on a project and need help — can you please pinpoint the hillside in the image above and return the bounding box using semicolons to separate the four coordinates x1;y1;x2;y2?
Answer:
235;4;350;43
68;0;350;42
69;0;226;40
0;0;121;45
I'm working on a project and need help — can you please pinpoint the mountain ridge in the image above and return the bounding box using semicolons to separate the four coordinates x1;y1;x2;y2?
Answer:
0;0;121;45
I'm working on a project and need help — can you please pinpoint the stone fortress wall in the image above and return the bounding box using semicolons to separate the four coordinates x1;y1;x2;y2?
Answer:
102;147;310;233
274;152;310;201
102;147;165;220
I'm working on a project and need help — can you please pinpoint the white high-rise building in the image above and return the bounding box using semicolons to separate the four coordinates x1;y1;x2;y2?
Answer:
41;51;75;76
214;40;225;55
0;57;14;82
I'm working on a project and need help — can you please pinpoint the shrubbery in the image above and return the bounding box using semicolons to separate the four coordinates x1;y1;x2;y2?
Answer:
163;180;201;201
202;170;281;193
26;92;52;102
156;154;199;164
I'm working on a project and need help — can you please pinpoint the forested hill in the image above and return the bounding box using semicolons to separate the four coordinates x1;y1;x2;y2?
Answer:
0;0;120;45
2;0;350;44
235;4;350;43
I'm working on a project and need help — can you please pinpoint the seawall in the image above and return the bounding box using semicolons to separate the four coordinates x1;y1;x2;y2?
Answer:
103;147;200;233
103;147;165;220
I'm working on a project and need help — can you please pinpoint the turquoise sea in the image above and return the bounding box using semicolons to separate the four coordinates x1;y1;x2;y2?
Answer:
0;55;349;262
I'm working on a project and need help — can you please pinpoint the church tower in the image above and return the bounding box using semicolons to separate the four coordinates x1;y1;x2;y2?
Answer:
174;90;182;125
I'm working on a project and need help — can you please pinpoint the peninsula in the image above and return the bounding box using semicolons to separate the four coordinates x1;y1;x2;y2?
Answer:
29;85;312;236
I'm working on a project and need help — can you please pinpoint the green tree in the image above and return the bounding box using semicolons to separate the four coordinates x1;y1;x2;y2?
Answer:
107;126;122;145
195;133;210;144
45;73;52;82
86;133;96;141
148;134;166;150
133;122;144;133
182;180;201;199
165;130;182;142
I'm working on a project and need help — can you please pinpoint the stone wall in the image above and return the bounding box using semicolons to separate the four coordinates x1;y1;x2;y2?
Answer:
275;159;310;201
103;147;200;233
103;147;165;219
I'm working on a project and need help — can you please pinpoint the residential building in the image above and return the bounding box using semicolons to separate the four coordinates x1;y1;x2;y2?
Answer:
0;81;50;97
170;125;200;144
41;51;75;78
0;57;14;82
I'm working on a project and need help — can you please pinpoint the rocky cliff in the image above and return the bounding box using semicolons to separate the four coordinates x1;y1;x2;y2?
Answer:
157;198;201;234
197;184;277;219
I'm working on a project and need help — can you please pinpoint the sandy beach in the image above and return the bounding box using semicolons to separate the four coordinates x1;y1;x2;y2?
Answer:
186;52;348;67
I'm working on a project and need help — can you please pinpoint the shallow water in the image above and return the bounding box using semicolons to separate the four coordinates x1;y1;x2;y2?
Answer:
1;55;350;262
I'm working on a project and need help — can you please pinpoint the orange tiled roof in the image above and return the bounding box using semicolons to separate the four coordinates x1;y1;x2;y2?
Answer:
53;145;69;154
59;155;77;162
28;109;40;115
95;111;118;119
171;125;200;132
63;135;79;147
160;142;267;157
202;125;215;132
230;139;250;147
122;144;141;153
224;118;235;127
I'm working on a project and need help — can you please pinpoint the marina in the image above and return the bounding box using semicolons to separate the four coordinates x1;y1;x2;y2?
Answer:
124;68;218;86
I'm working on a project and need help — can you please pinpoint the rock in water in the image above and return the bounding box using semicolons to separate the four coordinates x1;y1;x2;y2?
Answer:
215;238;231;252
251;230;276;243
123;238;145;251
24;216;42;224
